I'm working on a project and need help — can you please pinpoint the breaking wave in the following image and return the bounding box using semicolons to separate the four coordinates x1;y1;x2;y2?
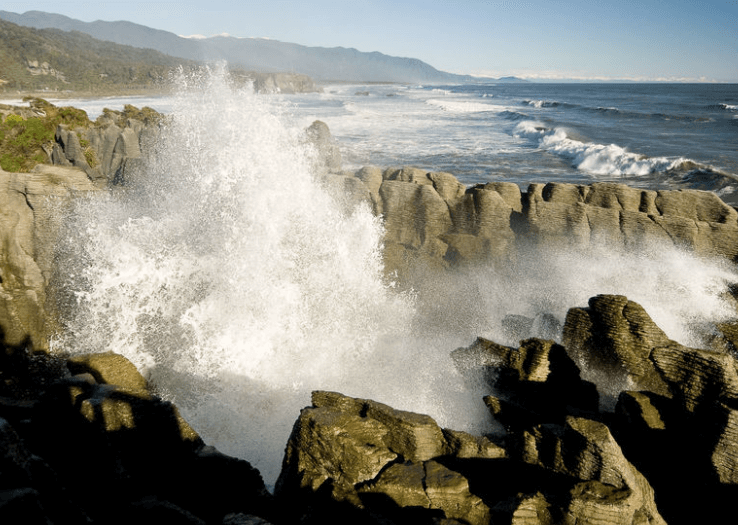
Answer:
513;120;723;177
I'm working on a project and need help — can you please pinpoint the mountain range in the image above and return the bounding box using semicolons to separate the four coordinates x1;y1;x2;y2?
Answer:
0;10;525;84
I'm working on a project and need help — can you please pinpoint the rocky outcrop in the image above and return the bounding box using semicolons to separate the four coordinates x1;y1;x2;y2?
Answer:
276;390;503;524
52;105;162;185
0;347;275;525
448;294;738;525
305;120;342;176
249;72;321;94
275;387;666;525
0;164;98;349
563;295;674;399
324;168;738;280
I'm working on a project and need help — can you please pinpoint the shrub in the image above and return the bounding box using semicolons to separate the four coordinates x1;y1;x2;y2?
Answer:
4;114;24;126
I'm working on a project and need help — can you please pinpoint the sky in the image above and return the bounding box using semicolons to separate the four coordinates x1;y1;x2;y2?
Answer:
4;0;738;82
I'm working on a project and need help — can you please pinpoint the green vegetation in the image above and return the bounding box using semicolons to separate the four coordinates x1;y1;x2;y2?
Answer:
101;104;165;127
0;98;92;172
0;18;200;95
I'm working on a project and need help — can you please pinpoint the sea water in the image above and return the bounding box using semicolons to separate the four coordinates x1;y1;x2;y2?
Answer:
50;73;738;487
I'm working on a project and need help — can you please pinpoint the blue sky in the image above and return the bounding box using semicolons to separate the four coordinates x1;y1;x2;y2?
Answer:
5;0;738;82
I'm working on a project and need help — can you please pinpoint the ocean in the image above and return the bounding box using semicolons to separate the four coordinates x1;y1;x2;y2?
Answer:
28;81;738;202
17;76;738;487
18;81;738;203
291;82;738;203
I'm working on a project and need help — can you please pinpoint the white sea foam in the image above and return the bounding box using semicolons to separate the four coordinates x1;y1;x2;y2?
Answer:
514;120;689;176
426;98;498;113
52;68;491;488
523;99;558;108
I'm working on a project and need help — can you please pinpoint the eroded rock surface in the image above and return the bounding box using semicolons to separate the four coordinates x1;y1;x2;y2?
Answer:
322;168;738;281
0;348;275;525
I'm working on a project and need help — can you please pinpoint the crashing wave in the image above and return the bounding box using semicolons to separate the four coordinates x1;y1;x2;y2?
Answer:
512;120;728;178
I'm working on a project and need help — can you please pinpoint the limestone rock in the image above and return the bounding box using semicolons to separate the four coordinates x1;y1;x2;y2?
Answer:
250;72;321;94
515;416;666;525
508;492;553;525
275;391;496;524
343;170;738;281
0;165;98;349
518;182;738;258
710;401;738;484
563;295;672;398
66;351;148;392
455;338;599;429
615;391;667;431
306;120;342;175
355;166;383;213
651;344;738;413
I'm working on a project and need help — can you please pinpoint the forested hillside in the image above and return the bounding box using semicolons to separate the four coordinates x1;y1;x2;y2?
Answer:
0;18;199;94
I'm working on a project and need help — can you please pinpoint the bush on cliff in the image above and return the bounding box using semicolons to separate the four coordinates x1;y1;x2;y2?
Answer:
0;98;92;172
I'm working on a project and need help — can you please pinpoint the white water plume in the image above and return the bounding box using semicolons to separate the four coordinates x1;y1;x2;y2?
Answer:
51;68;738;488
51;68;491;487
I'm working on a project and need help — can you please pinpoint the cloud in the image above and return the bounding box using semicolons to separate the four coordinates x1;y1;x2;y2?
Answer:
467;69;727;83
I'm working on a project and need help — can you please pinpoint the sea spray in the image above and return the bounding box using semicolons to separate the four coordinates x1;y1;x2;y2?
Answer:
51;69;738;487
51;69;491;486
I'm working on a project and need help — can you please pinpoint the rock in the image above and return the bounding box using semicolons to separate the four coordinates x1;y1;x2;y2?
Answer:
306;120;342;175
223;513;275;525
0;417;88;524
66;351;149;392
359;459;491;525
275;390;497;524
615;391;668;431
518;182;738;258
514;416;666;525
355;166;383;212
0;165;98;349
507;492;553;525
276;390;670;525
249;72;321;94
52;106;163;186
0;351;276;525
651;344;738;413
339;171;738;280
379;177;454;276
454;338;599;429
563;295;673;400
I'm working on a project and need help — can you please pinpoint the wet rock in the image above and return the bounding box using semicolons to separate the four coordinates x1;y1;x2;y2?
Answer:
340;170;738;280
513;416;666;525
0;165;98;349
651;344;738;413
305;120;342;175
276;389;670;525
563;295;673;399
275;390;499;524
0;347;275;525
66;351;149;392
454;338;599;430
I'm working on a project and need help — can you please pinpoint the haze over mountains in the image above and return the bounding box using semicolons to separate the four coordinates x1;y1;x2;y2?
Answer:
0;10;523;84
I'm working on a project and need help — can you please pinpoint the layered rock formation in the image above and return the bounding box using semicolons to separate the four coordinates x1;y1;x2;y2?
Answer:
3;114;738;524
0;165;98;348
0;348;274;524
322;167;738;281
0;102;164;350
275;295;738;524
52;105;162;185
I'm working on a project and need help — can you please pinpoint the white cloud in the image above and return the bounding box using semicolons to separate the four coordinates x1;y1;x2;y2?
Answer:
467;68;726;83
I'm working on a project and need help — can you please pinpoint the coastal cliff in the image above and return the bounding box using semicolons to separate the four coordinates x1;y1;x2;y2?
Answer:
2;110;738;524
